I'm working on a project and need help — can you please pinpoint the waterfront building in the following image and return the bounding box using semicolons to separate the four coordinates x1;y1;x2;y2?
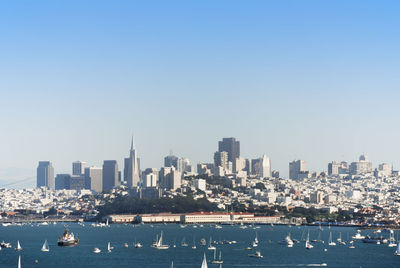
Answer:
72;161;86;175
103;160;119;191
36;161;54;190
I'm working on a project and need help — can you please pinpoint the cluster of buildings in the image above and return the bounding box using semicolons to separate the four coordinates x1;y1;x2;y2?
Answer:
35;137;272;197
17;136;400;225
0;187;94;215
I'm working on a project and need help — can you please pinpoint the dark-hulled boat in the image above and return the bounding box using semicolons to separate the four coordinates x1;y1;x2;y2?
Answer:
58;229;79;246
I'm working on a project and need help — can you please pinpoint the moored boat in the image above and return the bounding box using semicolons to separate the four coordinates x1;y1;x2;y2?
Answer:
362;235;387;244
248;251;263;258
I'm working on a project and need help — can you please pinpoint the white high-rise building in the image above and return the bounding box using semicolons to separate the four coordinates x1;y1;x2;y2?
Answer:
260;154;271;178
142;168;159;188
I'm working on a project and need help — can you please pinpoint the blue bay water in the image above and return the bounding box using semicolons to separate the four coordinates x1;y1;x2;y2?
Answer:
0;223;398;267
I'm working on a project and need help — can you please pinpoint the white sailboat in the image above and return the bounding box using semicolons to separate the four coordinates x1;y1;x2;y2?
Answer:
153;231;169;249
15;240;22;251
201;253;208;268
107;242;112;252
93;247;101;253
211;249;223;264
337;232;346;245
181;237;188;247
388;230;396;247
18;255;21;268
207;237;216;250
192;237;197;249
305;231;313;249
252;232;258;247
280;233;294;247
394;243;400;256
41;240;49;252
328;232;336;246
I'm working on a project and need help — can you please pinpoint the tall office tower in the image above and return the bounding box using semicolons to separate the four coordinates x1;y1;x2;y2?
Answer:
84;166;103;192
289;160;306;180
164;154;178;168
214;151;228;169
124;137;140;187
260;154;271;178
218;137;240;163
72;161;86;175
328;161;340;175
245;159;252;175
37;161;54;190
55;174;70;190
102;160;118;191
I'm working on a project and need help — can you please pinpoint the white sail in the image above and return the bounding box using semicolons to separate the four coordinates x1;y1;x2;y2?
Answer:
395;243;400;255
41;240;49;252
18;255;21;268
158;232;163;246
107;242;111;252
328;232;336;246
201;253;208;268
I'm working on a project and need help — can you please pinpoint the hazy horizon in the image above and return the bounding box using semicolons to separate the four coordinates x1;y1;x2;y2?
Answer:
2;1;400;187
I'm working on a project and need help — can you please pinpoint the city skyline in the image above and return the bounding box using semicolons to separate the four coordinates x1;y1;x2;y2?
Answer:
2;1;400;186
1;134;399;188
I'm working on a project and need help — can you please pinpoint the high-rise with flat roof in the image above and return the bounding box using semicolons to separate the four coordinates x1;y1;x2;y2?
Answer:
218;137;240;163
85;166;103;192
102;160;118;191
37;161;54;190
289;160;306;180
72;161;86;175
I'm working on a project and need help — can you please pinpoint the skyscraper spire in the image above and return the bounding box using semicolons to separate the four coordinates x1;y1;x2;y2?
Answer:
125;135;140;188
131;135;135;151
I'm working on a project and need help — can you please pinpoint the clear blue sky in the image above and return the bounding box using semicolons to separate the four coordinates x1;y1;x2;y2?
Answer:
1;0;400;186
